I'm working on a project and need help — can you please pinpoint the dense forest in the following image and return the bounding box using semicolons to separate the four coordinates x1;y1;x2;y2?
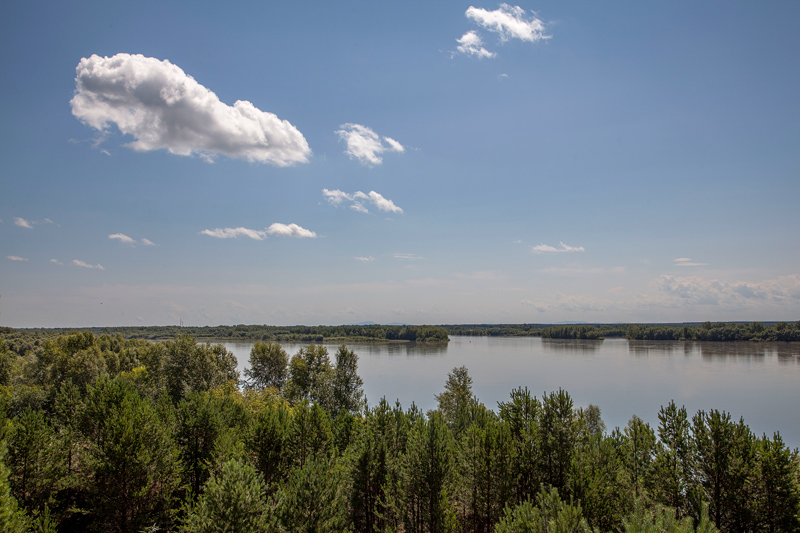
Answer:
0;330;797;532
0;324;451;345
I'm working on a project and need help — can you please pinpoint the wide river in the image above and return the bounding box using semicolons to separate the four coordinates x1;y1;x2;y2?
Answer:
222;336;800;448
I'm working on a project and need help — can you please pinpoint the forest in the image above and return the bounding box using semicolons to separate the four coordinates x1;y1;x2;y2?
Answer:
0;329;798;532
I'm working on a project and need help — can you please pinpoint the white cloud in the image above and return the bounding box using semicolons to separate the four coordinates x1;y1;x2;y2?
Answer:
456;30;496;58
354;256;375;262
466;4;549;43
266;223;316;238
368;191;403;213
73;260;104;270
109;233;136;244
50;259;63;265
674;257;707;267
200;224;316;240
335;123;404;166
141;238;156;246
394;253;423;260
71;53;311;166
14;217;33;229
322;189;403;214
322;189;352;206
7;256;28;262
654;275;800;306
201;227;267;240
532;242;585;253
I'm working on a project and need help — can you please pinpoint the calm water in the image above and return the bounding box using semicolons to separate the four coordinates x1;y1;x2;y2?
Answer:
222;336;800;448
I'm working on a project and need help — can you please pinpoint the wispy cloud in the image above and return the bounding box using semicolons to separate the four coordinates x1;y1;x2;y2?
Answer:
322;189;403;214
109;233;136;244
201;224;316;240
109;233;157;246
13;217;55;229
354;256;375;262
50;259;64;265
456;31;496;58
674;257;708;267
71;53;311;166
336;123;404;166
532;242;585;254
7;255;28;262
73;260;104;270
394;253;423;260
654;275;800;306
14;217;33;229
201;227;267;240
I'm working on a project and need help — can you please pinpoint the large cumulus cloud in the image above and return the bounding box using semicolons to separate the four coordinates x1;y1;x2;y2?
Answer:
71;53;311;166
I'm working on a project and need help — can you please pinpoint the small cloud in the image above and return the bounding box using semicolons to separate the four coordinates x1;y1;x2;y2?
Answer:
498;73;509;80
14;217;33;229
394;253;423;260
71;53;310;166
521;299;547;312
7;255;28;262
109;233;136;245
466;4;550;43
73;259;104;270
141;238;156;246
322;189;352;206
674;258;707;267
323;189;403;214
456;31;496;58
200;227;267;240
50;259;64;265
354;256;375;262
336;123;404;166
266;223;316;238
532;242;585;253
368;191;403;213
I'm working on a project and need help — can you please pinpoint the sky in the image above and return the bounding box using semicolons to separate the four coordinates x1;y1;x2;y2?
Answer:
1;1;799;328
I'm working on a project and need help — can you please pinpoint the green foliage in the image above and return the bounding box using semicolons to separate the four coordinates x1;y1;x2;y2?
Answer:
276;454;348;533
84;376;183;532
6;408;63;514
0;440;28;533
754;432;800;532
244;341;289;391
331;345;365;416
285;344;333;407
435;366;476;436
181;458;280;533
163;335;239;402
403;411;456;533
541;325;604;340
495;486;591;533
622;500;718;533
498;387;542;505
692;409;757;530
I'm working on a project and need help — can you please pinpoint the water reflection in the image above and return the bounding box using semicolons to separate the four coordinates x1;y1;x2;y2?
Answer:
278;340;449;358
626;340;692;356
540;338;602;353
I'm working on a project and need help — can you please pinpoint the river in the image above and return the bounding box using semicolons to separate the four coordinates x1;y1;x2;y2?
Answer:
221;336;800;448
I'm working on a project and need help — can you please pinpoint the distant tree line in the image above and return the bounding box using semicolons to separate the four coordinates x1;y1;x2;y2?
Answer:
441;322;800;342
0;329;798;532
1;324;449;344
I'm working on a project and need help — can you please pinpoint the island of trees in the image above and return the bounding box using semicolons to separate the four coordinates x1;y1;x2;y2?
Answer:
0;329;798;532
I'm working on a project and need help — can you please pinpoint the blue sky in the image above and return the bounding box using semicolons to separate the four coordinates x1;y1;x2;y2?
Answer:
2;1;799;327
